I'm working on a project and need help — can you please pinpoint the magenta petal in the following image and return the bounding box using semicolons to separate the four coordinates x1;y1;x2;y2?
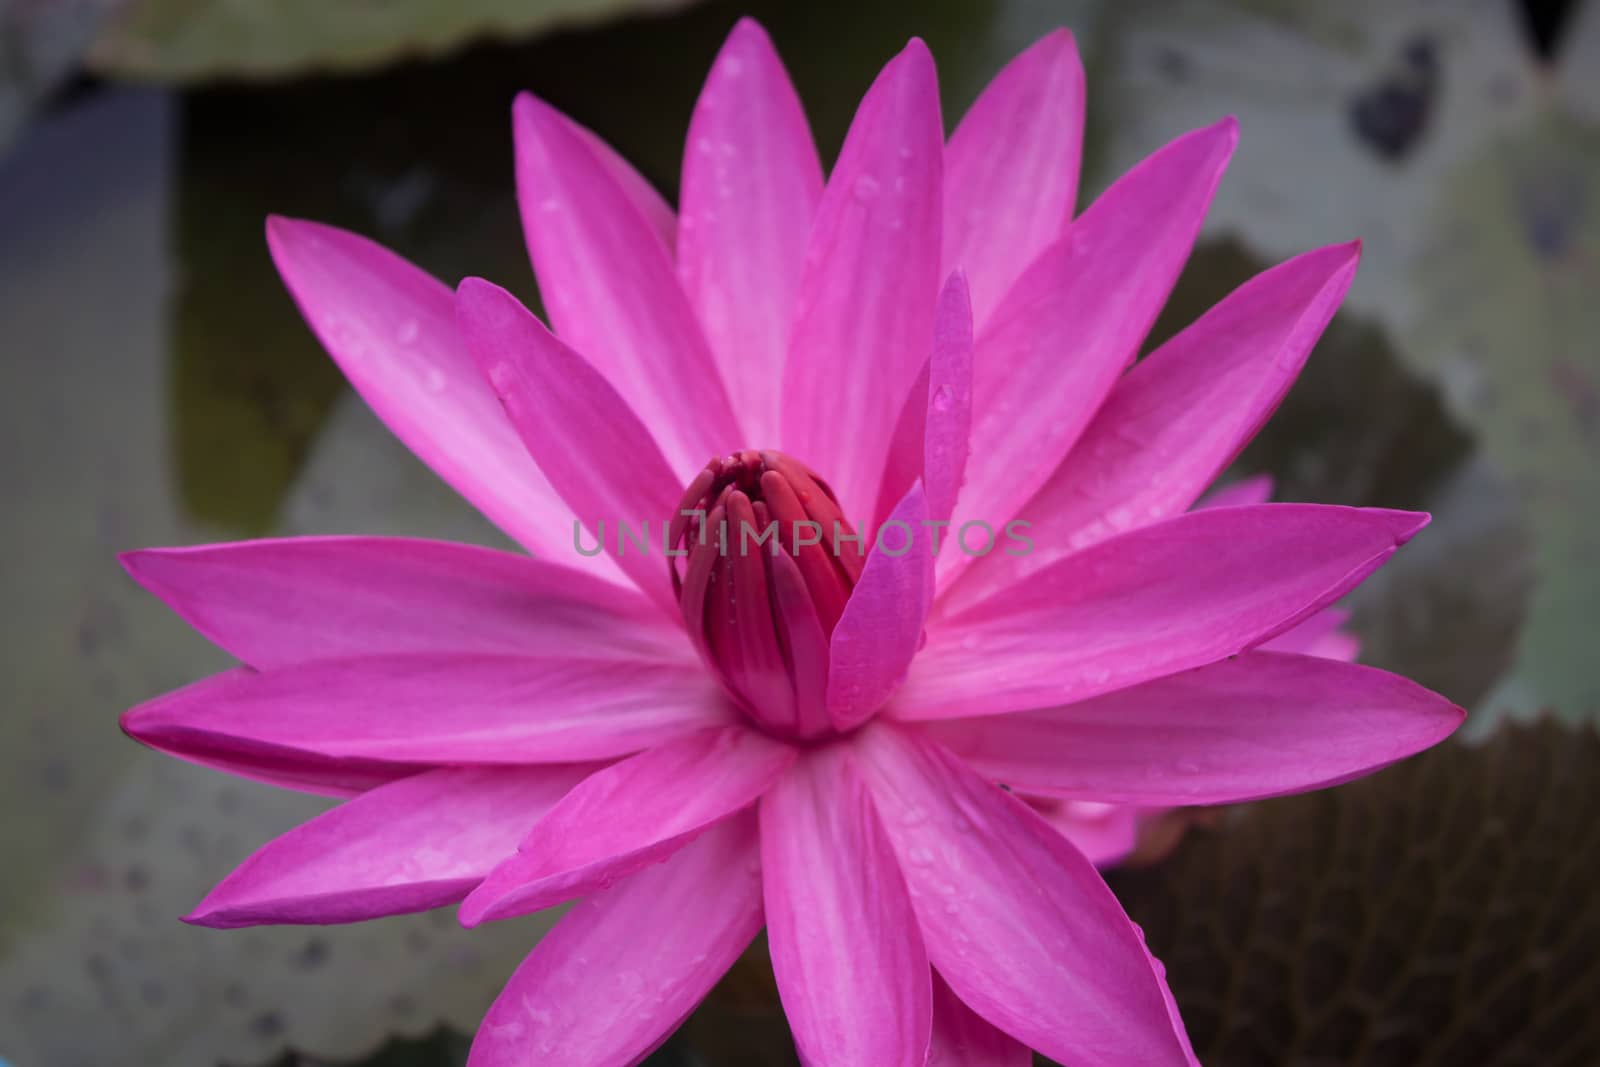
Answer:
1029;799;1141;869
265;218;610;578
940;119;1238;592
943;29;1084;324
679;18;823;445
456;278;682;619
1196;473;1276;510
854;724;1191;1066
123;656;730;767
1260;606;1358;659
781;39;943;523
568;119;678;253
120;536;685;671
829;482;935;728
760;747;931;1067
927;651;1463;804
118;713;422;797
513;93;739;480
466;813;762;1067
948;244;1357;609
186;764;597;928
928;970;1030;1067
459;726;791;924
876;271;975;533
900;504;1427;720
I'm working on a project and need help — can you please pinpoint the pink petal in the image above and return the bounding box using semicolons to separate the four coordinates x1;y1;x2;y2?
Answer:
265;218;611;579
513;93;739;480
186;764;597;928
760;747;931;1067
770;548;835;739
1029;799;1141;869
940;119;1238;592
678;18;823;445
1259;606;1357;659
456;278;682;619
828;482;934;728
459;726;792;924
466;812;763;1067
925;651;1464;805
1196;473;1276;510
853;724;1191;1066
876;271;975;532
947;244;1356;609
781;39;943;524
928;970;1030;1067
119;711;422;798
568;120;678;253
943;30;1084;325
120;536;686;672
899;504;1428;720
1307;630;1361;662
123;655;730;767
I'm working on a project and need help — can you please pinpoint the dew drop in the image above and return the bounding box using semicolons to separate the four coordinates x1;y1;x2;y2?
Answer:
853;175;881;202
931;384;955;413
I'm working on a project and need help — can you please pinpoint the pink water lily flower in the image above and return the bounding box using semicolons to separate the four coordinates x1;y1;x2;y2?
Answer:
121;19;1464;1067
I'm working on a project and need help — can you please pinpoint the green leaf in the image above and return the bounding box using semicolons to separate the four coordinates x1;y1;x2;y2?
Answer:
1088;0;1600;723
87;0;707;82
1107;720;1600;1066
1408;107;1600;721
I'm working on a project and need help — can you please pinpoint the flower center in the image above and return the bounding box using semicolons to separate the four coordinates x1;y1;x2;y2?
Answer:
669;450;864;738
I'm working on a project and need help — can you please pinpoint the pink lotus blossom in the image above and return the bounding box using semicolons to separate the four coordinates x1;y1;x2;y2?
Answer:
121;19;1464;1066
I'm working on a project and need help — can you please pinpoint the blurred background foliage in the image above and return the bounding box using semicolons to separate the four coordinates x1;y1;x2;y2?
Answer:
0;0;1594;1063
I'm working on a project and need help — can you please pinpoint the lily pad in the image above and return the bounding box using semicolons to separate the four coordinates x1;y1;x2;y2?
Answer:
87;0;704;82
1409;107;1600;720
1089;0;1599;722
1107;720;1600;1066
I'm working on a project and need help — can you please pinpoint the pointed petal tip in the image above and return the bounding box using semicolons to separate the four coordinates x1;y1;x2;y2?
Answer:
116;548;150;578
118;704;145;740
455;896;490;929
1039;26;1078;49
263;213;297;243
263;214;339;257
896;36;937;78
1378;508;1431;544
940;268;971;301
454;274;500;304
511;90;562;137
181;898;266;930
727;14;774;47
1019;27;1083;73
